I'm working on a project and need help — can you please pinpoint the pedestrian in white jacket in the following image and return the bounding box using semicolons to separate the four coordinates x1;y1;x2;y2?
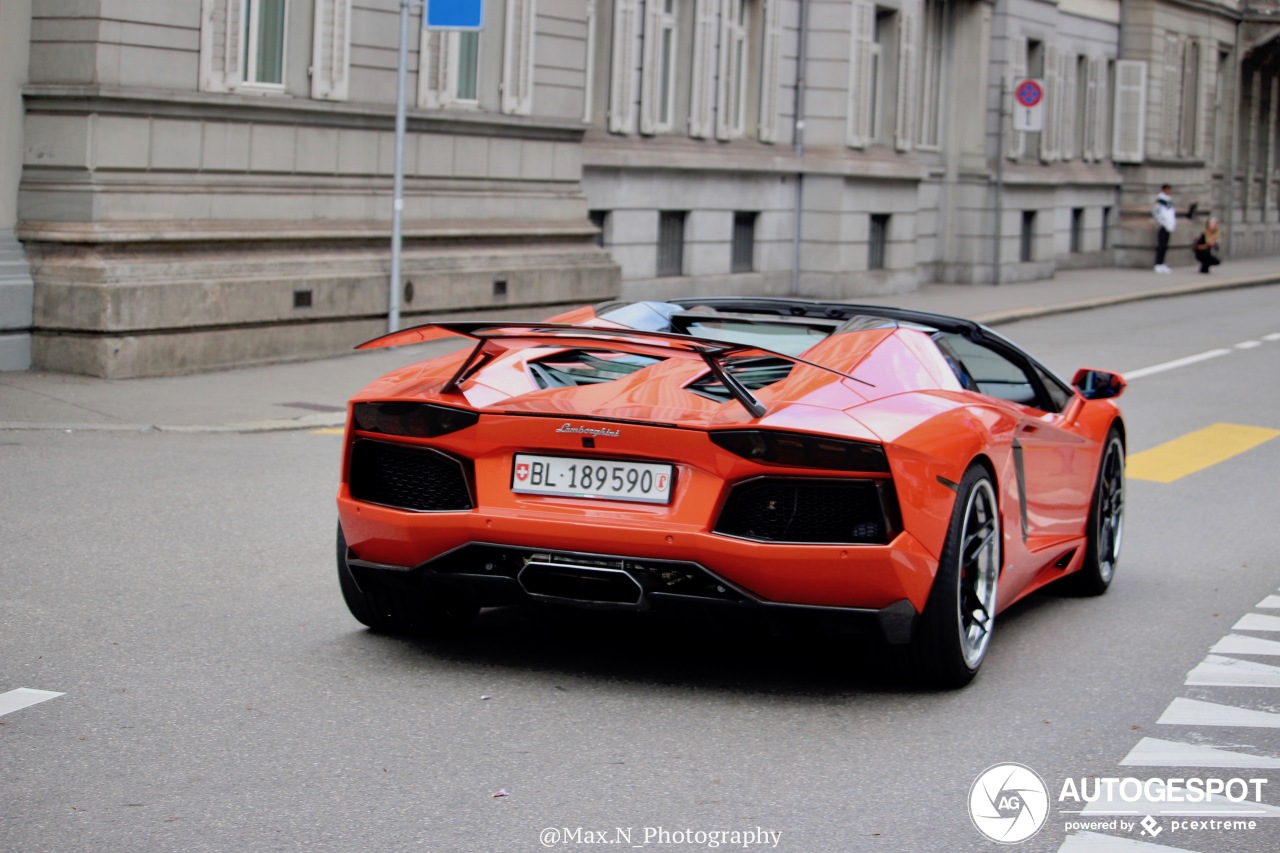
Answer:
1153;184;1176;273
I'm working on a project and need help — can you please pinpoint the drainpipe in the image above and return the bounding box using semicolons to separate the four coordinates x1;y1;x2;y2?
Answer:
790;0;810;295
1225;14;1243;256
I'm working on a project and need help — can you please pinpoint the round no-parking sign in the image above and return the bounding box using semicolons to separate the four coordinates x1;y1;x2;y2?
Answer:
1013;78;1044;132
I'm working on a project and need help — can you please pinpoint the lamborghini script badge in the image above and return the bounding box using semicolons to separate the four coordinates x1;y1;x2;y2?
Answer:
556;423;621;438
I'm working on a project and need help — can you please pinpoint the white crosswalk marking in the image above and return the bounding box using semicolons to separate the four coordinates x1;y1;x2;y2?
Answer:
1158;697;1280;728
0;688;64;717
1059;830;1200;851
1083;795;1280;817
1211;633;1280;656
1232;613;1280;632
1120;736;1280;768
1058;595;1280;852
1187;654;1280;688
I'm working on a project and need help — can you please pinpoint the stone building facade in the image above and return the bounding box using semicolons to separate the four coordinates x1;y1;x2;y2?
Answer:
1;0;1277;376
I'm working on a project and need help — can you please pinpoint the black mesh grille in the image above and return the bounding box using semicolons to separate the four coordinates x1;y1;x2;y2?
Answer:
714;478;894;544
348;440;473;512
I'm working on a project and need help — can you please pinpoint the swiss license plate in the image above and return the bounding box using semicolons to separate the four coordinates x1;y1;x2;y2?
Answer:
511;454;674;504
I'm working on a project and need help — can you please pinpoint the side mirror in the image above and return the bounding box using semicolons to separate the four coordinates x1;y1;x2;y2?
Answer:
1072;368;1126;400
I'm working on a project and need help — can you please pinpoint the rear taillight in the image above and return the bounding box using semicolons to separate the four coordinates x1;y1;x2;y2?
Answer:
352;402;479;438
710;429;889;473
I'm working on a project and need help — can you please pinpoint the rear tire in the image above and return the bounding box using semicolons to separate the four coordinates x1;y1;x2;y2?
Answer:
1067;428;1124;596
907;466;1001;688
336;523;478;636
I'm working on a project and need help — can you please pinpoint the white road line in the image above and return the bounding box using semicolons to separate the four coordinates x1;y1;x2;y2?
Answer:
1235;340;1263;349
1187;654;1280;688
1257;595;1280;609
1263;332;1280;342
1058;831;1199;852
1124;348;1233;380
1212;634;1280;656
1083;795;1280;817
0;688;64;717
1233;613;1280;632
1158;697;1280;728
1121;736;1280;768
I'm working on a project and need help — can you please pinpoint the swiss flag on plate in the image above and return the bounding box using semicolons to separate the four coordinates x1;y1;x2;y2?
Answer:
515;462;529;481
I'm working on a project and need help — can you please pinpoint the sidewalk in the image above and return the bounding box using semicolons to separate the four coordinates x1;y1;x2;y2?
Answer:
1;258;1276;434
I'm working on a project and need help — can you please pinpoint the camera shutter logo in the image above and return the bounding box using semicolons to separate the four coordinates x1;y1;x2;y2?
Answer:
969;763;1050;843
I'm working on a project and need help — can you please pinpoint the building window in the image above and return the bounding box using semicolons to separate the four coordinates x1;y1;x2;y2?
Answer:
640;0;679;133
455;31;480;102
589;210;609;247
1020;211;1036;262
732;212;757;273
657;211;686;277
918;0;945;148
1101;206;1112;250
1075;56;1089;159
847;2;897;148
719;0;751;139
869;214;890;270
1026;39;1045;159
1070;208;1084;253
244;0;288;87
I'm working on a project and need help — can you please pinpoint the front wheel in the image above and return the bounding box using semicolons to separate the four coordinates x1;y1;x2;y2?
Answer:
1068;428;1124;596
907;466;1002;688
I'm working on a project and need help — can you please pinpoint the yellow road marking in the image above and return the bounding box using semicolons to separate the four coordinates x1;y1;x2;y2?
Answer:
311;428;345;435
1127;423;1280;483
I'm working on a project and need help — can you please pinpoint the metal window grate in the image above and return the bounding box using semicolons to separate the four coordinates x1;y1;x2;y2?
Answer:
731;212;757;273
589;210;608;247
869;214;890;270
657;211;686;277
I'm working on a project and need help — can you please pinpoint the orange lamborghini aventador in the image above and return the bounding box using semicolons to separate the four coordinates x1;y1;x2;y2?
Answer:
335;298;1126;686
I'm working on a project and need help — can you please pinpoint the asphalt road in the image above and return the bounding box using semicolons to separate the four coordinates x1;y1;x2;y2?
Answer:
2;285;1279;853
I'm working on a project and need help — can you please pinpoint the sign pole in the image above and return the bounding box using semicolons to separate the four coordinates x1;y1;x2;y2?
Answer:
994;76;1005;287
388;0;412;334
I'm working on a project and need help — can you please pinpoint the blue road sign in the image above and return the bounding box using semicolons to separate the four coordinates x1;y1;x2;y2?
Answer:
425;0;485;30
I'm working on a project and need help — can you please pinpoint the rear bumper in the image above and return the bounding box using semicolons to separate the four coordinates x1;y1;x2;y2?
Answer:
337;493;940;634
343;541;920;644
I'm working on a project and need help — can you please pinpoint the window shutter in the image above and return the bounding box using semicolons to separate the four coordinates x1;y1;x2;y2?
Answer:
200;0;245;92
757;0;783;143
1112;59;1147;163
846;0;875;149
1081;57;1097;161
609;0;639;133
417;29;453;108
311;0;352;100
1161;34;1181;157
1006;34;1026;159
1041;42;1059;162
689;0;717;138
502;0;537;114
583;0;598;122
1060;52;1076;161
639;0;664;134
894;11;917;152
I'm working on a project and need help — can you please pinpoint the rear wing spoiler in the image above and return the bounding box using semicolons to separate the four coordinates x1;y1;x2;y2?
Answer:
357;321;873;419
